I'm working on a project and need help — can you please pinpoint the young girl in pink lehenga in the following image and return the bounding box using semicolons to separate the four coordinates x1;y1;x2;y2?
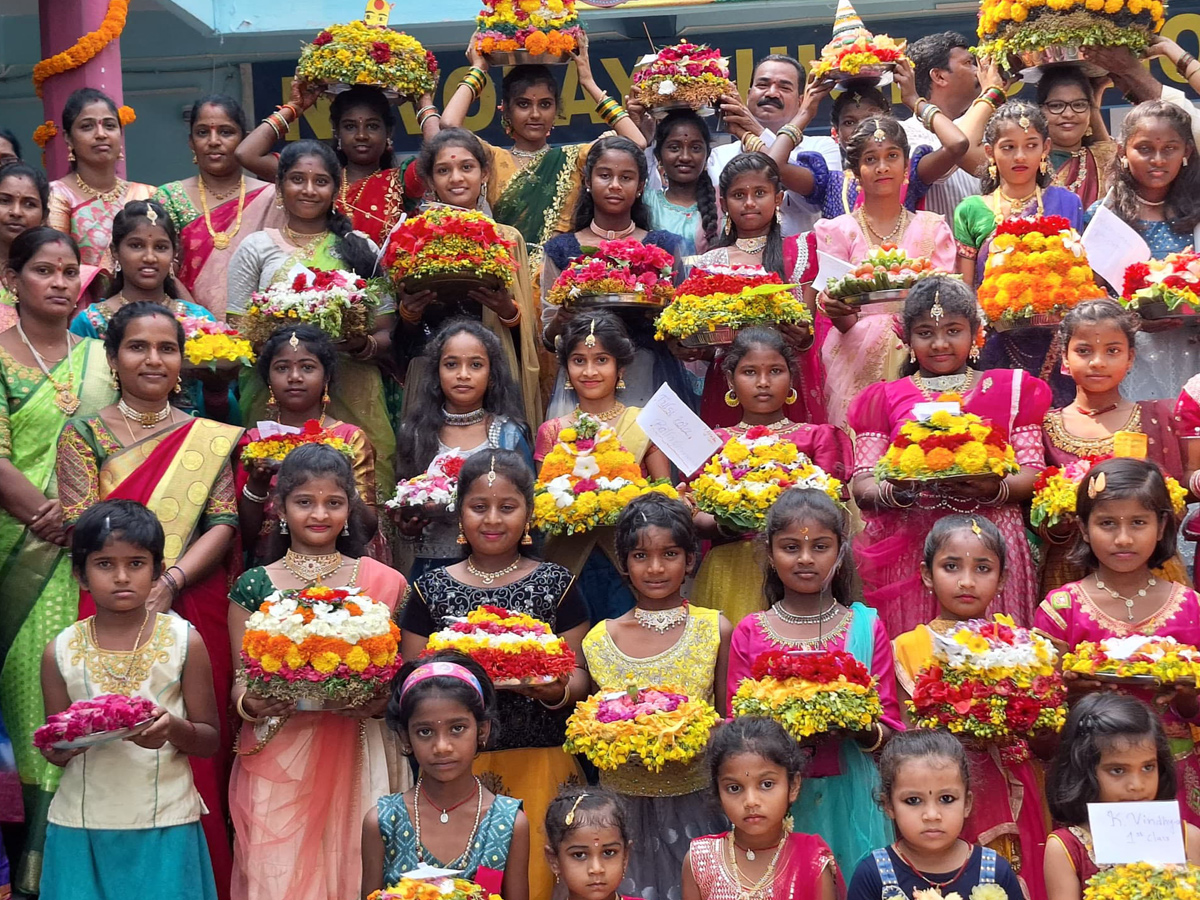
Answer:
848;277;1051;634
682;717;842;900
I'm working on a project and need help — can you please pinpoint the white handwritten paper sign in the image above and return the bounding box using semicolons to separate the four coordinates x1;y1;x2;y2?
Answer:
1081;203;1151;293
1088;801;1186;864
636;384;723;477
813;251;855;293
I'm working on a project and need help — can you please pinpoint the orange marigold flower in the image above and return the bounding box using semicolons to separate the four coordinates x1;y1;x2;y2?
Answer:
524;30;550;54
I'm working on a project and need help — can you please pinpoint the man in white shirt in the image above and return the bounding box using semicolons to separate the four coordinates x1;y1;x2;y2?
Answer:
902;32;984;219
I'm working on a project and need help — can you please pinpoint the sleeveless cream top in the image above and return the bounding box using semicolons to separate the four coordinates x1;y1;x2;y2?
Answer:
48;613;205;829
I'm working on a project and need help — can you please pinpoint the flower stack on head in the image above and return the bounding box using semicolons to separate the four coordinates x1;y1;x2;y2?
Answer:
546;239;676;309
34;694;158;750
180;316;255;372
241;419;356;465
367;876;503;900
977;216;1105;329
533;413;679;535
240;584;403;707
874;395;1020;487
690;427;843;533
977;0;1166;68
385;450;466;515
1083;862;1200;900
297;20;438;99
243;267;382;345
423;605;576;686
908;615;1067;763
823;244;953;304
1062;635;1200;684
474;0;582;63
811;0;907;81
654;266;808;346
630;42;735;114
564;686;720;773
1032;456;1188;531
731;649;883;740
382;207;517;298
1122;250;1200;319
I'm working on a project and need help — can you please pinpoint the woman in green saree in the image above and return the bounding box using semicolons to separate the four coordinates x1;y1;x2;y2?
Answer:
225;140;397;518
0;227;116;894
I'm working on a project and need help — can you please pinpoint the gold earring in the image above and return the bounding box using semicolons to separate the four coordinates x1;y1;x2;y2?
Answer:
322;386;330;412
909;348;917;364
109;369;119;390
1040;157;1050;175
522;524;534;546
987;163;998;181
723;217;731;236
67;147;76;163
785;388;798;405
267;386;278;410
616;378;626;391
775;208;783;225
192;152;198;165
456;525;467;546
173;378;183;395
724;390;739;408
275;192;284;208
564;378;574;392
969;344;981;362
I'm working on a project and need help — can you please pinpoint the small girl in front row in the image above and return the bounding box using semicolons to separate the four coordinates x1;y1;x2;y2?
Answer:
1043;693;1200;900
362;651;529;900
893;515;1048;900
40;500;219;899
683;716;841;900
847;730;1024;900
545;786;638;900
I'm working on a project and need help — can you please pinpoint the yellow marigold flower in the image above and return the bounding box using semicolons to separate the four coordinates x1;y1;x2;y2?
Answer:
312;651;342;674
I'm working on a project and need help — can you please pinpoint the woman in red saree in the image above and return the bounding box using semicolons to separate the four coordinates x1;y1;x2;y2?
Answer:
56;302;241;899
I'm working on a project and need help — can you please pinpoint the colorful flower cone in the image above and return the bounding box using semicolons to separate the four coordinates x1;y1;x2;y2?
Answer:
1084;862;1200;899
423;605;577;685
1123;250;1200;319
811;0;907;81
368;876;502;900
297;18;438;99
473;0;583;64
630;42;735;113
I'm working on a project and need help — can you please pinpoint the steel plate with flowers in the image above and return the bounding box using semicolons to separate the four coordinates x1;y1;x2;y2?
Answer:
546;239;676;310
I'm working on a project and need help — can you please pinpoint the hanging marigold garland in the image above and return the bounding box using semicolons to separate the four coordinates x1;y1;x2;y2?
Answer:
31;0;135;150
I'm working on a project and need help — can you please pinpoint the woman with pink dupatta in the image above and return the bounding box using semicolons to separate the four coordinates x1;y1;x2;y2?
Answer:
810;117;956;431
154;95;276;319
848;278;1051;634
227;444;403;900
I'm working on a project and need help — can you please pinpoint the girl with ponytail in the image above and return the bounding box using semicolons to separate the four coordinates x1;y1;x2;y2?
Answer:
645;110;719;255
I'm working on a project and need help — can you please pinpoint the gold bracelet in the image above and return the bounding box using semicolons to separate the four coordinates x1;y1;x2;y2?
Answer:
399;303;422;324
236;693;263;723
742;133;766;153
540;680;572;710
498;305;522;327
860;722;885;753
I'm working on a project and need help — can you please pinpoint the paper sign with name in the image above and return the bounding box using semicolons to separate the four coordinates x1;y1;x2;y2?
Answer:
1081;203;1151;292
1088;801;1186;864
814;251;855;292
913;401;961;420
636;384;723;477
255;420;302;438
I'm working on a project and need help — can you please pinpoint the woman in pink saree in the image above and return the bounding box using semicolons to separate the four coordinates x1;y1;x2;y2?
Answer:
810;117;957;430
227;443;403;900
849;278;1051;635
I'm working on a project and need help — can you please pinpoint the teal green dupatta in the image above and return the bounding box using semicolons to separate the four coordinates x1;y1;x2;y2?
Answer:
492;145;582;247
0;338;115;893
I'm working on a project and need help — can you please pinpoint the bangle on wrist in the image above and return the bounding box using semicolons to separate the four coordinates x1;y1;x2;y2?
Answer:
167;565;187;590
242;484;270;504
236;693;263;723
498;305;522;327
860;722;885;753
400;303;422;325
1177;53;1197;76
540;680;571;710
354;334;379;360
777;124;804;147
742;133;766;153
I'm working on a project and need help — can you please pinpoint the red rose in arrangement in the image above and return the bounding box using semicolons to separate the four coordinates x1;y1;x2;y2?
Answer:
312;30;333;45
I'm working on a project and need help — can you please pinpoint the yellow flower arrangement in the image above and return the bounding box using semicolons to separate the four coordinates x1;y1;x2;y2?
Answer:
32;0;129;97
654;266;809;342
241;420;355;463
1062;635;1200;684
977;0;1166;61
181;317;255;370
1083;862;1200;900
534;413;678;535
1032;457;1187;530
875;401;1019;483
297;21;438;99
369;876;502;900
564;686;720;773
423;605;576;685
474;0;582;57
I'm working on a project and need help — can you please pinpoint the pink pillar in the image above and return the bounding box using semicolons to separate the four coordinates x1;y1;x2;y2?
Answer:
38;0;125;179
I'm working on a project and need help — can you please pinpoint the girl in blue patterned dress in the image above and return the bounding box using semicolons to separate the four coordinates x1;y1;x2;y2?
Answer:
361;651;529;900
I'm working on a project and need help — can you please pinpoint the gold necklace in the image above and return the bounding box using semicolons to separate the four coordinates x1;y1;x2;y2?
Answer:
1094;574;1158;621
198;174;245;250
199;175;240;201
575;401;625;423
466;555;521;586
734;417;792;432
284;225;330;251
589;220;636;241
724;831;788;900
87;608;152;691
119;397;172;428
75;172;126;203
734;236;768;254
989;184;1044;225
281;549;343;584
16;323;79;415
855;206;909;247
912;369;975;400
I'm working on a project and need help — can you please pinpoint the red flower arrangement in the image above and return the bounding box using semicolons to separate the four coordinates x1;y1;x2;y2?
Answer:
383;207;517;290
34;694;158;750
423;605;577;685
546;239;676;307
631;42;734;110
1122;251;1200;316
751;649;873;685
241;419;356;464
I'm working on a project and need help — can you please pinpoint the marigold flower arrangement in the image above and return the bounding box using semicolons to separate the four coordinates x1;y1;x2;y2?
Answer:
474;0;582;58
385;450;465;513
1083;862;1200;900
731;649;883;740
908;615;1067;760
1062;635;1200;684
423;605;576;685
1122;250;1200;317
824;244;948;300
812;33;907;79
631;43;735;110
297;21;438;98
874;397;1020;483
978;216;1104;327
241;419;356;463
654;266;808;342
533;413;679;535
241;583;402;705
546;240;676;308
976;0;1166;61
690;427;842;532
382;207;517;292
243;267;382;345
1032;456;1187;530
564;686;720;773
34;694;157;750
181;316;255;370
368;876;502;900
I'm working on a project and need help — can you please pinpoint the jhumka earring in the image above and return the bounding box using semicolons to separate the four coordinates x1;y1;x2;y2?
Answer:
988;163;998;181
267;387;278;411
279;519;288;535
1040;157;1051;175
564;379;574;392
616;378;626;391
909;348;917;364
723;217;731;236
173;377;183;395
192;153;198;165
109;369;120;390
522;524;534;546
456;525;467;545
342;522;350;536
67;147;76;163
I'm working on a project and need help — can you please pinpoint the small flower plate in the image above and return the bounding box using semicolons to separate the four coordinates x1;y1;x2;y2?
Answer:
53;717;157;751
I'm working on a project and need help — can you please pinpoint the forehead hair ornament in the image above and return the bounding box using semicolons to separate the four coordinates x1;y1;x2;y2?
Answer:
565;793;588;826
289;331;300;351
1088;471;1107;498
930;287;945;324
1019;114;1031;134
486;455;497;488
585;318;597;348
872;124;887;144
970;518;982;537
145;205;158;226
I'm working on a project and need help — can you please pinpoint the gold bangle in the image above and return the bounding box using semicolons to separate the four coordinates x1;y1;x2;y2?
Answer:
236;693;263;723
742;133;766;153
498;305;522;327
400;303;422;324
860;722;885;753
